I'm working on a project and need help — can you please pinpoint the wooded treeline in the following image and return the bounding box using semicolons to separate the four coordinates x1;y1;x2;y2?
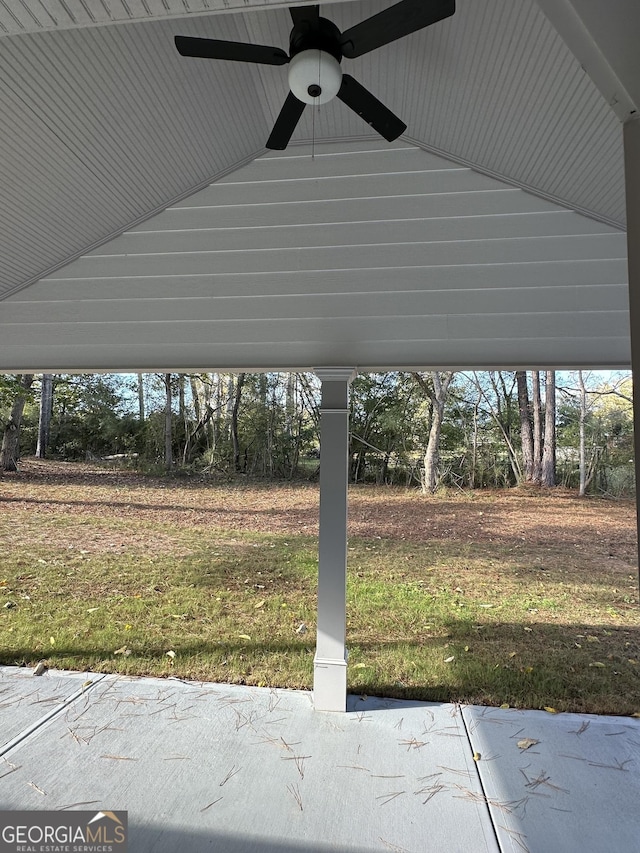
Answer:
0;370;634;496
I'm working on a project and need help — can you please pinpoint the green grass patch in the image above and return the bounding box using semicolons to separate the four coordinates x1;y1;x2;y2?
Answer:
1;464;639;714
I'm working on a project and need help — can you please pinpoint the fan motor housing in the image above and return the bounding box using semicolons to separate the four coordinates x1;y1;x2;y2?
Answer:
289;16;343;62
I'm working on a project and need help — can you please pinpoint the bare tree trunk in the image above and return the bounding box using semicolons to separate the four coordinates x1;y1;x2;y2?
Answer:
231;373;246;472
516;371;534;482
414;372;454;494
577;370;598;497
532;371;543;484
178;374;188;464
178;374;186;423
424;399;444;494
1;374;34;471
137;374;145;423
36;373;54;459
578;370;587;497
470;388;481;489
164;373;173;471
190;376;202;425
285;373;296;436
225;375;235;440
541;370;556;487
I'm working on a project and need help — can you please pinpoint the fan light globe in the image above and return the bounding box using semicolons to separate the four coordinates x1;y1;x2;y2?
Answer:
288;49;342;105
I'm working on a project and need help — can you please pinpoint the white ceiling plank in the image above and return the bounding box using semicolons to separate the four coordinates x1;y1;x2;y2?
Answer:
51;234;626;280
21;260;626;302
91;213;619;257
2;282;627;326
0;310;628;349
0;336;629;375
133;191;563;231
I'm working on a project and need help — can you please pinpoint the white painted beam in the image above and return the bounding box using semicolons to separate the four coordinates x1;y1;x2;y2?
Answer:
624;119;640;585
313;368;356;713
535;0;638;122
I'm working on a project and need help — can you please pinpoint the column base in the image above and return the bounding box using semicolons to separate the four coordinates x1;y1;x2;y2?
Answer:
313;654;348;712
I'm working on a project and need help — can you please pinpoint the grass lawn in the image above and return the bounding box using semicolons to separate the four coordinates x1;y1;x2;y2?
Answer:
1;459;638;716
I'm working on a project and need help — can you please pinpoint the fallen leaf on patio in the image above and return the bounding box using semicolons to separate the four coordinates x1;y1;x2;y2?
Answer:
517;738;539;750
589;661;606;668
237;634;251;641
631;712;640;719
444;656;455;663
543;706;558;714
500;703;510;709
33;662;47;676
473;752;481;761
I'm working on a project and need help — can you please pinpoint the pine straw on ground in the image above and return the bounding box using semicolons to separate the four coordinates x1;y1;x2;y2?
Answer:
1;458;638;715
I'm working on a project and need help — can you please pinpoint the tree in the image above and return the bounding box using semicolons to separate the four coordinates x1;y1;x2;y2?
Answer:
556;371;633;496
471;371;521;485
164;373;173;471
577;371;593;497
516;371;534;482
36;374;54;458
137;373;145;423
541;370;556;487
1;374;34;471
349;373;420;484
413;372;455;494
531;371;543;484
231;373;246;472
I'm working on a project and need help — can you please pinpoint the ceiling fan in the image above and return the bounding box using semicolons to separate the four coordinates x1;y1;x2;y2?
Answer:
175;0;455;149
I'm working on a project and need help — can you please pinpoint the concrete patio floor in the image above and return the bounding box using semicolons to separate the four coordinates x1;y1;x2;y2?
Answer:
1;666;639;852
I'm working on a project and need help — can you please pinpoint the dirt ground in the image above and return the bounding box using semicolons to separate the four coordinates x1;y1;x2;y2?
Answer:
1;459;638;577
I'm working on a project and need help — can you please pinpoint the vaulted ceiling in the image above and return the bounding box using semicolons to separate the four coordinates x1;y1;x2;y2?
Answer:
0;0;637;372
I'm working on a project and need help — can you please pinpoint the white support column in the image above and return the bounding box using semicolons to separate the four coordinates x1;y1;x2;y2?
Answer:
313;368;356;712
624;118;640;590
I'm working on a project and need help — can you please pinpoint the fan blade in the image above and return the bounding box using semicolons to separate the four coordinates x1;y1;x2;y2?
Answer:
340;0;455;59
337;75;406;141
289;5;319;26
175;36;289;66
266;92;306;149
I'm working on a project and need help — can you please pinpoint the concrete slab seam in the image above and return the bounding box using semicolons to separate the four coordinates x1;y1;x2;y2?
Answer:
459;703;504;852
0;673;107;758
